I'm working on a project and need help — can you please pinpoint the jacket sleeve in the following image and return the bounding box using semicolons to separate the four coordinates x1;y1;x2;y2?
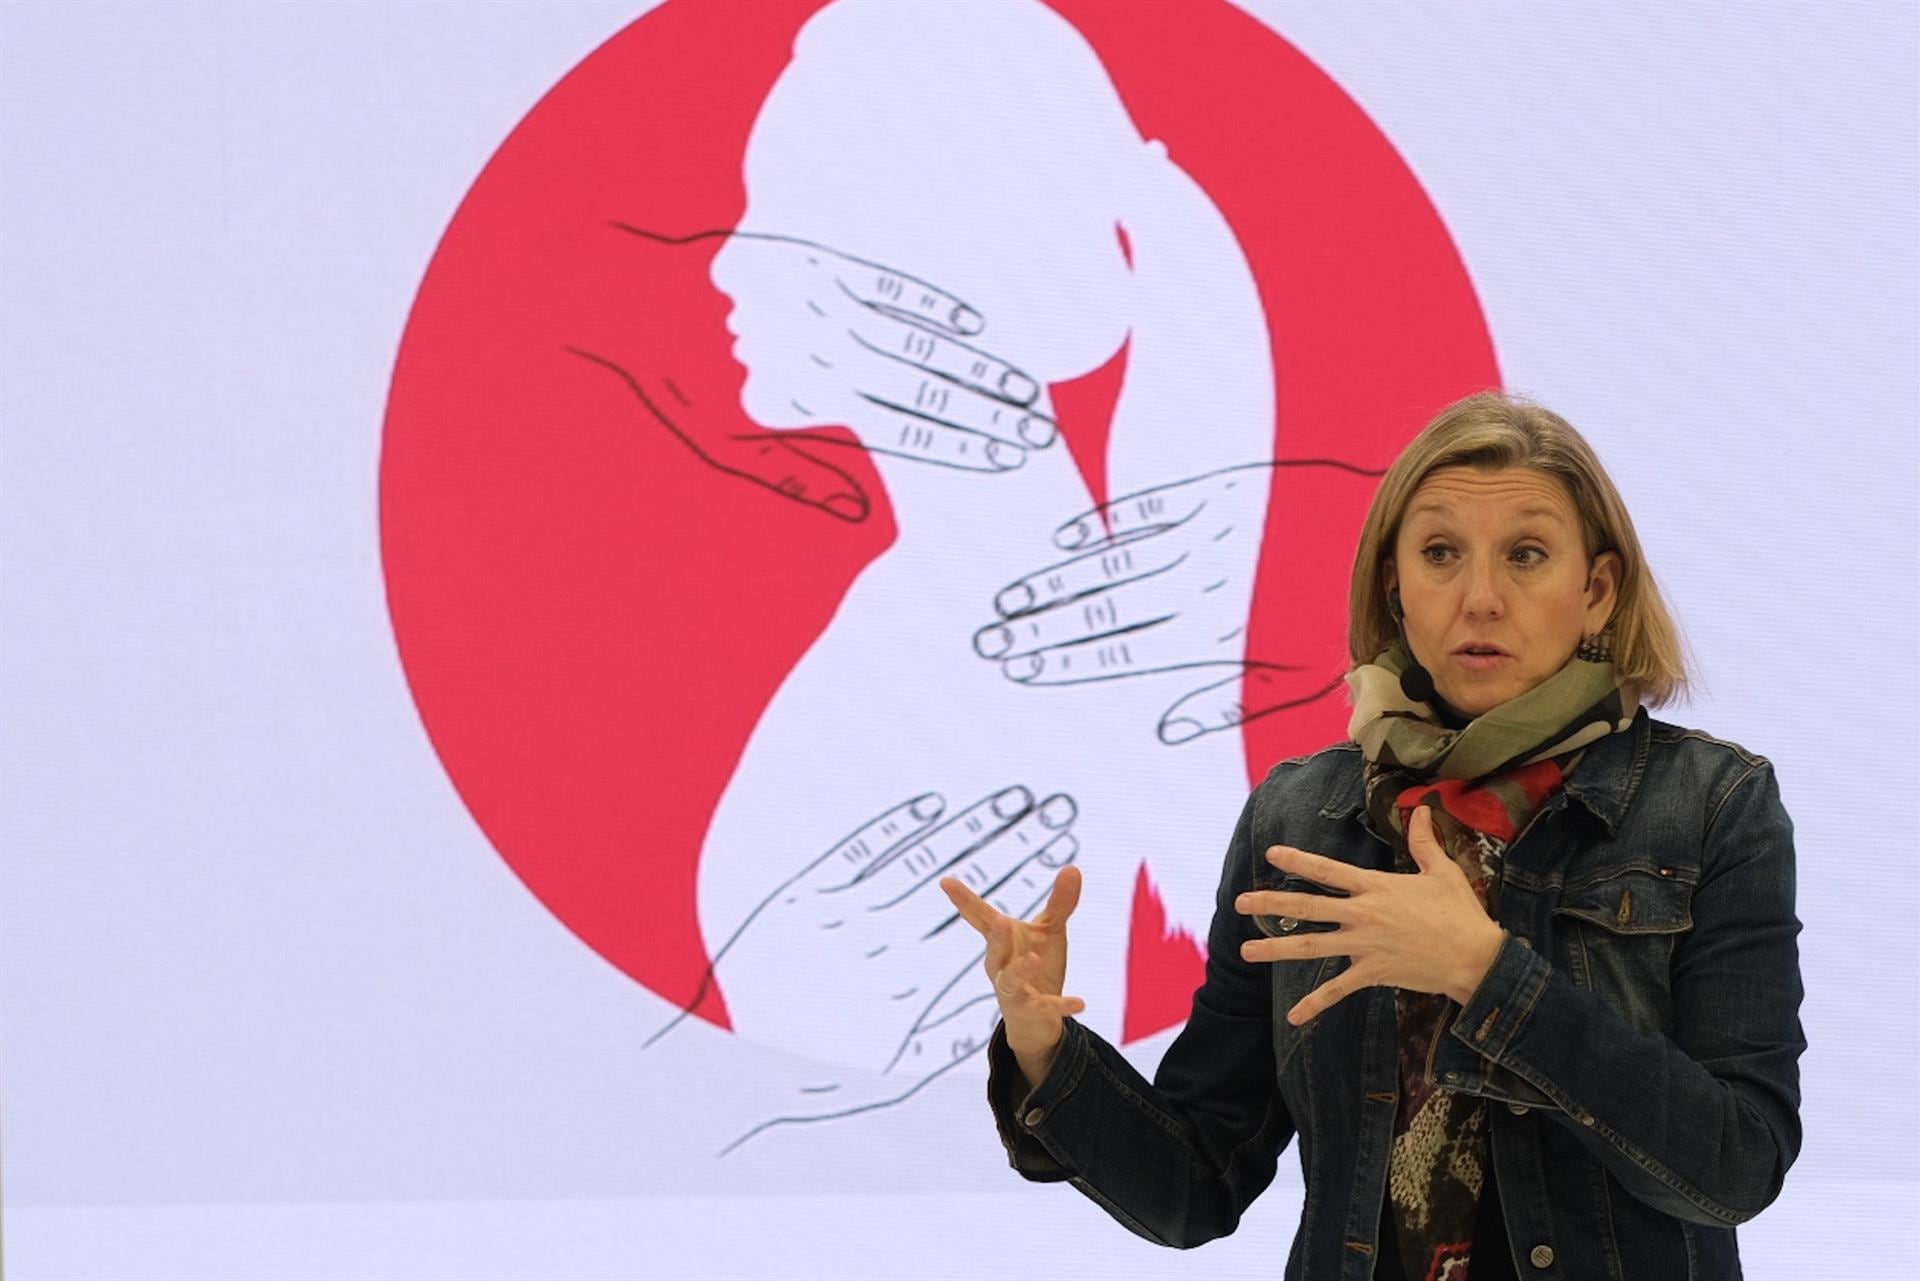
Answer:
982;784;1295;1248
1432;759;1805;1226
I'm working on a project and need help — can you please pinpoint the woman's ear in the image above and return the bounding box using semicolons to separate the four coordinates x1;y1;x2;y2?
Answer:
1586;550;1623;632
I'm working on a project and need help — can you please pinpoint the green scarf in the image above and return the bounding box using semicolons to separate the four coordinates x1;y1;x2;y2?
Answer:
1345;641;1637;1280
1346;640;1637;780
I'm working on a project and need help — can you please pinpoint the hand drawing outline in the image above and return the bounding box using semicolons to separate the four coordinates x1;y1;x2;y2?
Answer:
658;783;1078;1153
972;460;1384;744
567;227;1057;523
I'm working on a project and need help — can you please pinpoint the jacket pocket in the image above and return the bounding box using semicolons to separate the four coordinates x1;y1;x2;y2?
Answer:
1551;867;1694;1033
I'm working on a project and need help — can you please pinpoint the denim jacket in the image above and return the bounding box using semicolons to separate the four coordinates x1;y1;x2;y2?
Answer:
986;709;1805;1280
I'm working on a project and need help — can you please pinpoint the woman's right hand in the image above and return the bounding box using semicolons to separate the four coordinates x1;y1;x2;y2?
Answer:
939;864;1086;1089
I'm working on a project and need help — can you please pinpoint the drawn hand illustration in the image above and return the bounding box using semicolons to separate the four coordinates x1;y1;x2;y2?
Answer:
972;461;1366;744
692;782;1079;1152
567;226;1057;523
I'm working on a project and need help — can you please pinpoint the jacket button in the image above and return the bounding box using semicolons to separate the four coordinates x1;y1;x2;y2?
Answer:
1529;1244;1555;1268
1578;1111;1596;1127
1278;916;1299;932
1442;1070;1461;1084
1023;1107;1045;1128
1508;1102;1531;1116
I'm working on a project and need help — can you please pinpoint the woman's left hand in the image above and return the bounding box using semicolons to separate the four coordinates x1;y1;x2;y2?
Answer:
1233;806;1507;1025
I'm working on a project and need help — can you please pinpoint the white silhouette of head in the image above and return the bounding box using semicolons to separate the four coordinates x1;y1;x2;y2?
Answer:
712;0;1150;431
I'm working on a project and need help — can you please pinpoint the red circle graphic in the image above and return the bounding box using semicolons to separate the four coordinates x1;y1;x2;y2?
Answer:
381;0;1498;1036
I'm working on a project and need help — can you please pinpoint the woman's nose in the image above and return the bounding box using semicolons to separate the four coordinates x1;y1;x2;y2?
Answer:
1462;558;1506;618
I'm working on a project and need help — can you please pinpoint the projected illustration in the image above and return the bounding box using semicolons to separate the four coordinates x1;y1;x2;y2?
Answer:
380;0;1498;1152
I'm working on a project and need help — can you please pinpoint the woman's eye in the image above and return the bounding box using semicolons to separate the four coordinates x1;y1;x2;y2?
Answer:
1511;546;1547;566
1420;545;1453;565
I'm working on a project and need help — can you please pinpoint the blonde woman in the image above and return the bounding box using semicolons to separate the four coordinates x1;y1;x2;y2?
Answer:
945;391;1804;1280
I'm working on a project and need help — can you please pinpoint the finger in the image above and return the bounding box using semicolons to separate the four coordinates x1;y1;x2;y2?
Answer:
851;361;1055;449
1264;845;1377;893
863;785;1033;902
1157;666;1342;746
829;257;985;336
938;875;1002;938
1240;932;1347;964
973;579;1182;661
711;433;870;522
924;794;1078;932
1018;986;1086;1021
563;343;871;522
1405;804;1449;875
984;913;1019;977
829;411;1027;473
1011;951;1085;1016
1286;965;1369;1026
1232;889;1354;924
986;534;1191;621
844;309;1040;405
926;832;1076;979
1052;476;1211;551
801;792;947;891
998;624;1232;687
1033;861;1083;929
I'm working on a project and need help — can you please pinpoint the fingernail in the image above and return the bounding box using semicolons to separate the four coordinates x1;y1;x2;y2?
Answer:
822;493;866;521
995;582;1035;617
992;786;1032;820
974;624;1013;658
987;440;1025;470
951;304;983;334
1038;794;1076;828
1000;370;1038;403
1017;415;1056;447
1160;718;1204;745
1056;520;1089;550
1240;941;1257;960
1266;846;1286;864
1004;654;1044;683
911;793;944;820
1234;894;1251;912
1038;833;1078;866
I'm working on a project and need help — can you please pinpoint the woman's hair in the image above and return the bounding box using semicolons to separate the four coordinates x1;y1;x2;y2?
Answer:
1346;390;1690;707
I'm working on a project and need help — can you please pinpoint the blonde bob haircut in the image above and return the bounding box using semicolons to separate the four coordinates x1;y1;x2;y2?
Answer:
1347;391;1689;708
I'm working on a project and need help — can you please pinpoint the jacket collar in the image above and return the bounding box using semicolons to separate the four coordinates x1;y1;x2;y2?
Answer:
1318;705;1650;836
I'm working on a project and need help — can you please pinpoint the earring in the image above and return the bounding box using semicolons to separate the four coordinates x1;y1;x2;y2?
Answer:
1576;629;1615;663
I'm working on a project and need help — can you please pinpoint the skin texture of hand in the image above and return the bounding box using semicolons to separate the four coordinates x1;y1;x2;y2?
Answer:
972;461;1365;741
938;863;1086;1091
1233;807;1506;1025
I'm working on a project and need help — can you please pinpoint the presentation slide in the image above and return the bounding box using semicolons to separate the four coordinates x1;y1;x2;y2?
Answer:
3;1;1913;1276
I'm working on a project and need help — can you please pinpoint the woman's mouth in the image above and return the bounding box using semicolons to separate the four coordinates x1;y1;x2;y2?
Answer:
1452;643;1513;672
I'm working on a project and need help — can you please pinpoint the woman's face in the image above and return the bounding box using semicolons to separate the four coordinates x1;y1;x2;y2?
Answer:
1387;465;1620;717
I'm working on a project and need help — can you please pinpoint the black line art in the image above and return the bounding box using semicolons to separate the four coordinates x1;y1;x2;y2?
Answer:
974;460;1386;743
566;225;1059;525
649;785;1078;1155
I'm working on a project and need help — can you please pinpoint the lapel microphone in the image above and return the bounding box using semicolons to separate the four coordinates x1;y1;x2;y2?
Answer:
1388;589;1438;703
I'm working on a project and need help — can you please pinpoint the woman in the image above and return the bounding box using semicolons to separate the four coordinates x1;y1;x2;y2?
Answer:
941;392;1805;1280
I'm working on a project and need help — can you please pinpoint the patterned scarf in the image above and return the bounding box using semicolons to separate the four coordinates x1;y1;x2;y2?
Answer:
1345;641;1637;1281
